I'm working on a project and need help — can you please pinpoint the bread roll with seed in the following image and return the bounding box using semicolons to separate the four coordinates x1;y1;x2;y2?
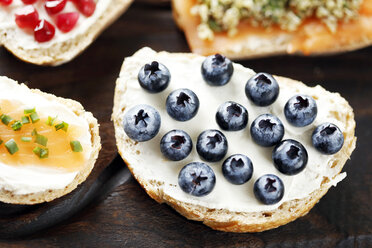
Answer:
0;76;101;204
172;0;372;59
112;48;356;232
0;0;133;66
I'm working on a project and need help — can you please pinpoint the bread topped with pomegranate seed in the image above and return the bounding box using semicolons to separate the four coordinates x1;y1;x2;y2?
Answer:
112;47;356;232
0;0;133;66
0;76;101;204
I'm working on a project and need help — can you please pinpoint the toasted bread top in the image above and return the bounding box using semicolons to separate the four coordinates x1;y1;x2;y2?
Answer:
0;76;101;204
112;48;356;232
172;0;372;58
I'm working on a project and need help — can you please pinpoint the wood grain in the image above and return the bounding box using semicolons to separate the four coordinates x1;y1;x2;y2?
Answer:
0;1;371;247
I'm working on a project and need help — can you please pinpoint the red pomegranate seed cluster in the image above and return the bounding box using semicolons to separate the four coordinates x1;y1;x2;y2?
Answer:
2;0;96;43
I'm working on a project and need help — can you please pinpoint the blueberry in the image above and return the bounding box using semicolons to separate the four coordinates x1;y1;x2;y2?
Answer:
178;162;216;197
245;72;279;106
201;54;234;86
250;114;284;147
284;94;317;127
254;174;284;205
216;101;248;131
196;129;228;162
160;130;193;161
272;139;308;175
138;61;170;93
312;123;344;154
166;88;199;121
222;154;253;185
123;104;161;142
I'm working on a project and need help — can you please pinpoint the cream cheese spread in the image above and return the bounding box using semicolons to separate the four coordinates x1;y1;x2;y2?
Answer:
0;0;110;49
0;77;92;195
117;48;348;212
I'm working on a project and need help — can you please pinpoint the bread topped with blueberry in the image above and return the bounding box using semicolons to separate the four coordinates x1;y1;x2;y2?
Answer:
0;0;133;65
112;47;356;232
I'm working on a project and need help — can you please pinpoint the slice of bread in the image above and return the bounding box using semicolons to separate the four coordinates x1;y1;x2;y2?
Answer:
0;76;101;205
0;0;133;66
172;0;372;59
112;47;356;232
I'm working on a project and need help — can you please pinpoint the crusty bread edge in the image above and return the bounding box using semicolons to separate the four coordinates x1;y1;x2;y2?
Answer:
0;77;101;205
112;49;356;232
171;0;372;59
0;0;133;66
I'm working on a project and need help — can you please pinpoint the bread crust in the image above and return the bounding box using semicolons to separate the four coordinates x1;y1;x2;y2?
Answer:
112;48;356;232
0;77;101;205
0;0;133;66
172;0;372;59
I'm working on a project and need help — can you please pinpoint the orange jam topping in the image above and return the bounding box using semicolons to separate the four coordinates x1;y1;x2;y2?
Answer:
0;100;87;172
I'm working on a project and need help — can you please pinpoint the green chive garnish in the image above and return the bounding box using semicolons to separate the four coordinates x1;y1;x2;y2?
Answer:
35;134;48;147
70;141;83;152
0;139;3;145
5;139;19;155
31;128;37;136
46;116;56;126
21;116;30;124
30;112;40;123
55;121;69;132
21;137;32;142
24;107;35;114
33;147;49;159
11;121;22;131
1;114;12;125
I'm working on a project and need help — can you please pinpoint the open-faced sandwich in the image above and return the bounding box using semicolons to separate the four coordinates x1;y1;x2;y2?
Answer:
0;76;101;204
0;0;133;65
112;47;356;232
173;0;372;58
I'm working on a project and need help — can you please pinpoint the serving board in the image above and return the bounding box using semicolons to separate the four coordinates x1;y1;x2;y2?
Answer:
0;1;371;247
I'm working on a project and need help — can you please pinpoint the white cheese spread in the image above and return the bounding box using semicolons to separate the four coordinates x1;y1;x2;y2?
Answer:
117;48;349;212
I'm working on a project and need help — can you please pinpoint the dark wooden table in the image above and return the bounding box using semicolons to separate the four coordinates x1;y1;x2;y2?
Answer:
0;1;371;247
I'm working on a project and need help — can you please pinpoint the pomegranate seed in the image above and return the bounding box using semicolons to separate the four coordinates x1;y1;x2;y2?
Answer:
21;0;37;4
0;0;12;6
15;6;39;29
34;19;55;42
56;12;79;33
76;0;95;17
44;0;67;15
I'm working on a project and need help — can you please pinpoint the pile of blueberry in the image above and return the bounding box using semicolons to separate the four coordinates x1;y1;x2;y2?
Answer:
123;54;345;205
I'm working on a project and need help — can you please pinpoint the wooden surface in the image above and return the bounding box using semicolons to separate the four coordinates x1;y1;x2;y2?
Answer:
0;1;371;247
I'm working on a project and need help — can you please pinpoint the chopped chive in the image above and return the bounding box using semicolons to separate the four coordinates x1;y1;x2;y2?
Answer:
21;137;32;142
11;121;22;131
208;19;222;32
33;146;49;159
0;139;3;145
31;128;37;136
21;116;30;124
1;114;12;125
24;107;35;114
35;134;48;147
5;139;19;155
70;140;83;152
30;112;40;123
55;121;69;132
46;116;56;126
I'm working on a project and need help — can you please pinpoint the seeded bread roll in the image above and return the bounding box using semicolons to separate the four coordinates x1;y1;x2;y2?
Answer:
0;0;133;66
112;48;356;232
172;0;372;59
0;76;101;205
